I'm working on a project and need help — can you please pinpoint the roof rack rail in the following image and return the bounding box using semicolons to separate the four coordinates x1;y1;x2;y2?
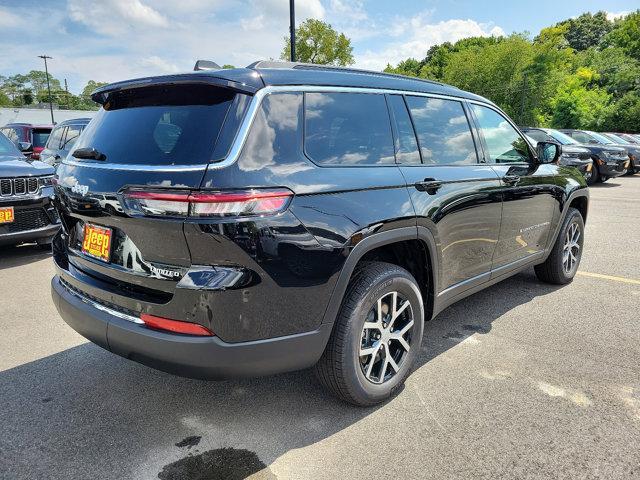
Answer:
246;60;448;87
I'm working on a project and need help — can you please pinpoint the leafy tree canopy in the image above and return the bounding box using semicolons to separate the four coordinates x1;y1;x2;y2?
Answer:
281;19;354;66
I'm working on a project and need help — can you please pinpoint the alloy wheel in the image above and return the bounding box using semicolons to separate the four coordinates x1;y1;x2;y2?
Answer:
359;291;415;384
562;222;581;274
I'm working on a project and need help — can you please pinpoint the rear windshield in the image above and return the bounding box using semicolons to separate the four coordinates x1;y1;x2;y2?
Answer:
72;84;236;166
32;129;51;148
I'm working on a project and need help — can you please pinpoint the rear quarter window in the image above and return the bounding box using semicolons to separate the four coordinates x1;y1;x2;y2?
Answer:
72;84;236;166
304;92;395;166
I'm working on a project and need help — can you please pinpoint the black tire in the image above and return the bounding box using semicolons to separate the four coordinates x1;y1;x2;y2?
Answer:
315;261;424;406
534;207;584;285
589;161;600;184
585;165;597;186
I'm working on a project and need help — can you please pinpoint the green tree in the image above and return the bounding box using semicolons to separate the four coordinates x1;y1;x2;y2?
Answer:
602;92;640;131
555;11;612;51
383;58;422;77
550;68;611;129
442;34;534;120
281;19;354;66
603;10;640;60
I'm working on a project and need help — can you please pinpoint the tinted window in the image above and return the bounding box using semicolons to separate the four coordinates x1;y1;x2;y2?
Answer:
568;131;595;144
62;124;83;150
547;130;579;145
406;96;477;165
388;95;420;164
0;131;21;155
304;92;394;166
73;84;235;165
471;105;530;163
32;129;50;148
47;125;65;149
525;129;553;143
238;93;302;172
2;127;19;144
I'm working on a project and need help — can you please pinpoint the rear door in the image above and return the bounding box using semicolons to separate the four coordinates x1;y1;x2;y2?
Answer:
54;83;242;297
391;94;502;296
469;103;558;273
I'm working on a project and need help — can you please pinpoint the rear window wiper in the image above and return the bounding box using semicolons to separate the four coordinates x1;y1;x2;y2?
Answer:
72;147;106;161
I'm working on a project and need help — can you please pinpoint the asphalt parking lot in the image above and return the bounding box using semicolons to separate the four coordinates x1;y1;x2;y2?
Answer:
1;177;639;480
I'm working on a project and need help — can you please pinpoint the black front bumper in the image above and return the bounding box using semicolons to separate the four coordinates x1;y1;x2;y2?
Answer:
0;194;60;246
598;160;627;178
51;275;332;379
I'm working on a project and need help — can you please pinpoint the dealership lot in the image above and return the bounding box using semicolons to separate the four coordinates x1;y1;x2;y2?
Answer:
1;177;639;479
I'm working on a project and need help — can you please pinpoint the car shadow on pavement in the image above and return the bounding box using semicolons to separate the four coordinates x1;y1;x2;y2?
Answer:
0;243;51;270
590;181;622;188
0;269;562;480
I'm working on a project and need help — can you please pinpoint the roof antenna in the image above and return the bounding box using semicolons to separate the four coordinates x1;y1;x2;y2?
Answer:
194;60;221;71
289;0;296;62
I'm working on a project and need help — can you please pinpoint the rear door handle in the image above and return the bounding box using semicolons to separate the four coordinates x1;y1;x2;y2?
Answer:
414;178;443;194
502;174;520;185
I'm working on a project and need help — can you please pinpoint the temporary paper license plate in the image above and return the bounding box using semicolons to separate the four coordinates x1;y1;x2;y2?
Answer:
82;223;112;262
0;206;14;224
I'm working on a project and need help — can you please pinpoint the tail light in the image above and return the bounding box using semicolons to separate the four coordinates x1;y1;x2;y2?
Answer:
122;188;293;218
141;313;214;336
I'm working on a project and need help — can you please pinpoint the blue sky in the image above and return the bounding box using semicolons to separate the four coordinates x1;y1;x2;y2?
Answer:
0;0;636;94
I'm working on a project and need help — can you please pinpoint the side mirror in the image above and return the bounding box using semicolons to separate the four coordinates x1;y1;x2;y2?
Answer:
18;141;32;152
536;141;562;164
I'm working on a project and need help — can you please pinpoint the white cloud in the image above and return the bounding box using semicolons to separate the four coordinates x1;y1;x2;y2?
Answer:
605;11;629;21
0;6;25;28
68;0;169;36
140;56;180;73
355;15;506;71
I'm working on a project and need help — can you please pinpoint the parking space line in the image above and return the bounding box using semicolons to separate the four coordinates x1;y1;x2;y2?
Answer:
577;271;640;285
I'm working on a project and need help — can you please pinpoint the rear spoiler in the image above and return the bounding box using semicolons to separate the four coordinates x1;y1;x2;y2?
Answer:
91;70;264;105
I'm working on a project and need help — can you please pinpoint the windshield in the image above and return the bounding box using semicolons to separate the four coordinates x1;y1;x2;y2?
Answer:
603;133;629;144
587;131;614;144
0;131;22;156
548;130;579;145
74;84;236;166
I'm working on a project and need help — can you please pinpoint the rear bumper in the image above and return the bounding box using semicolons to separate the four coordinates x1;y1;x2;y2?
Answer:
51;275;332;379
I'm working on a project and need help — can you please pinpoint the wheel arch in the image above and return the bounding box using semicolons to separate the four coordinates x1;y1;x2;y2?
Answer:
543;188;589;261
320;227;439;327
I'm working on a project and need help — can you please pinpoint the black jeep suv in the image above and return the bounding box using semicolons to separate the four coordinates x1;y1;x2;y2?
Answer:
51;62;588;406
0;132;59;247
558;129;629;182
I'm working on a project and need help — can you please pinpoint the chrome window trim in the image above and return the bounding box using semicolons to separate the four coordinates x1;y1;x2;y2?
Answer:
60;84;495;172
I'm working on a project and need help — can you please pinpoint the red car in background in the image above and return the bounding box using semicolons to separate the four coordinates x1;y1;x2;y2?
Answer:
0;123;53;160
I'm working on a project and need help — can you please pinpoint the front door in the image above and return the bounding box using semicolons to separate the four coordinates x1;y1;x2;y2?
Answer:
468;103;558;273
388;94;503;295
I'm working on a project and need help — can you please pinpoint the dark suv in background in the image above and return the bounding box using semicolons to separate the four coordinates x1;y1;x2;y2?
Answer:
559;129;629;181
39;118;92;167
521;127;594;184
0;123;53;160
51;62;588;405
0;131;59;247
600;132;640;175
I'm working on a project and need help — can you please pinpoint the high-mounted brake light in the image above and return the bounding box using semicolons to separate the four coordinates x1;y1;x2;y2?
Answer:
122;188;293;218
141;313;214;336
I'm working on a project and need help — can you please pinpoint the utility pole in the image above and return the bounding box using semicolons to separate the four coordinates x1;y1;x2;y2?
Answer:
64;78;70;110
38;55;55;124
289;0;296;62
